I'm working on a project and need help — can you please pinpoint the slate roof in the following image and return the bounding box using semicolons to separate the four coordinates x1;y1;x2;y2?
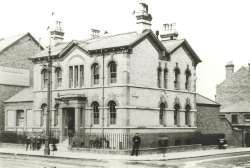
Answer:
196;93;220;106
162;39;184;53
31;30;201;65
4;87;33;103
221;101;250;113
0;33;43;54
82;31;141;50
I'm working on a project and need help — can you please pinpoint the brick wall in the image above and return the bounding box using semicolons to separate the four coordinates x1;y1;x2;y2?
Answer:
196;104;222;134
216;67;250;109
0;34;42;85
196;104;243;146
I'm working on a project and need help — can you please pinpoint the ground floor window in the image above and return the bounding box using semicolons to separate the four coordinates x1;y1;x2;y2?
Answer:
108;101;116;125
16;110;24;127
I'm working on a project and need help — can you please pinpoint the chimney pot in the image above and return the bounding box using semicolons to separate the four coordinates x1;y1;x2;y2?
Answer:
225;61;234;79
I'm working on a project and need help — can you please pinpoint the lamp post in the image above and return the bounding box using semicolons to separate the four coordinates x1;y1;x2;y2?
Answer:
44;45;52;155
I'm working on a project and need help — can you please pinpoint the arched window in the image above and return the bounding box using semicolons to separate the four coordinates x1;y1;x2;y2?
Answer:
55;67;62;88
108;61;117;83
157;67;162;88
91;102;99;125
41;103;47;126
108;101;116;125
174;103;180;126
185;66;191;91
41;69;48;89
174;63;181;90
54;103;59;126
185;104;191;126
163;68;168;89
91;63;100;85
159;103;166;125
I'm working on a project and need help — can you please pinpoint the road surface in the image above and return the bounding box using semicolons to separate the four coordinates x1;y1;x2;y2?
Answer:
1;151;250;168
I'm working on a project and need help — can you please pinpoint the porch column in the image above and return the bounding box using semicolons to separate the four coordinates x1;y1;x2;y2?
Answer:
75;108;80;136
58;108;63;142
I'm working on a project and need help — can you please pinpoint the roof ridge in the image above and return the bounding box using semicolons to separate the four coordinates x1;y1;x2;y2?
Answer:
196;93;219;105
84;31;137;42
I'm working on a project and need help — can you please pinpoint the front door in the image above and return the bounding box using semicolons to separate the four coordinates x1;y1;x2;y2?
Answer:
63;108;75;137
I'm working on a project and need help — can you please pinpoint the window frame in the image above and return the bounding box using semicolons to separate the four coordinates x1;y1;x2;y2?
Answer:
108;61;117;83
41;68;48;89
109;101;117;125
92;102;100;125
55;67;62;89
92;63;100;85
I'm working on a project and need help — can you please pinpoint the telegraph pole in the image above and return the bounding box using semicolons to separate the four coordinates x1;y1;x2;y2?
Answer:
44;45;52;155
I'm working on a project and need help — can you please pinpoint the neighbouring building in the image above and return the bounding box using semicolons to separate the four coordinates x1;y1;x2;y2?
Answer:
216;62;250;146
5;2;204;149
0;33;43;131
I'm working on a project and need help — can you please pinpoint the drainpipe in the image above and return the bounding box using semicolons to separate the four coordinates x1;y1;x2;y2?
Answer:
101;49;105;148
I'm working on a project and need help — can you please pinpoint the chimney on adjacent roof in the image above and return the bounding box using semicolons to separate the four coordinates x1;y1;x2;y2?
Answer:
50;20;64;46
225;61;234;79
91;29;100;38
135;0;152;33
160;23;178;41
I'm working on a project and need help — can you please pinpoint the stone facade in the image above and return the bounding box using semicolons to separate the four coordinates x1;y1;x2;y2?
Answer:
5;2;203;149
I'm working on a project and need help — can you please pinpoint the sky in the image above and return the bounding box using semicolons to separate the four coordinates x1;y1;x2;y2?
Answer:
1;0;250;100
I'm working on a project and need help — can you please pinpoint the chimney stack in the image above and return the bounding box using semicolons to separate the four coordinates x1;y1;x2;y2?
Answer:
225;61;234;79
160;23;178;41
50;20;64;46
91;29;100;38
135;0;152;33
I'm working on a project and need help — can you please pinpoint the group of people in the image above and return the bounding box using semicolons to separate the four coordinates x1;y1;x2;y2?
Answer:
25;136;42;151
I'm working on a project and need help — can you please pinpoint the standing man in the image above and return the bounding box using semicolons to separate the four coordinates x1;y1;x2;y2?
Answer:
131;133;141;156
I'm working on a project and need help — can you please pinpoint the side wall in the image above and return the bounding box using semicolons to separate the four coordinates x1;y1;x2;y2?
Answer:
0;85;26;131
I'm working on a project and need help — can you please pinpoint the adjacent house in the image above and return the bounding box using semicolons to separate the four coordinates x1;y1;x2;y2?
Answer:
216;62;250;146
0;33;43;131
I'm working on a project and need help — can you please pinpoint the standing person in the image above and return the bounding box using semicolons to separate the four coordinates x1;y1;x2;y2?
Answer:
131;133;141;156
25;136;30;151
30;136;34;150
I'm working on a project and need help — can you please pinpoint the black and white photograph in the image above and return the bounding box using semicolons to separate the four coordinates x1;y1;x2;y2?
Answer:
1;0;250;167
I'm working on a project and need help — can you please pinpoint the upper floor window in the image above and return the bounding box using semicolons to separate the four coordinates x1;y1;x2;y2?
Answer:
74;65;79;87
69;66;73;88
163;68;168;89
80;65;84;87
108;101;116;125
185;66;191;91
69;65;84;88
232;114;238;124
41;69;48;89
174;63;181;90
92;102;99;125
55;67;62;88
16;110;24;127
91;63;100;85
157;67;162;88
108;61;117;83
159;103;166;125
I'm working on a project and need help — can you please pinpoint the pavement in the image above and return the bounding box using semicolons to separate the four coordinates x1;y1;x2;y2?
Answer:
0;146;250;161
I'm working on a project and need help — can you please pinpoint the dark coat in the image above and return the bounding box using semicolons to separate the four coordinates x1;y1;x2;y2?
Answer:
132;135;141;146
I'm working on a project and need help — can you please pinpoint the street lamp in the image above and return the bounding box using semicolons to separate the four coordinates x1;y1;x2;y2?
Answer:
44;45;52;155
